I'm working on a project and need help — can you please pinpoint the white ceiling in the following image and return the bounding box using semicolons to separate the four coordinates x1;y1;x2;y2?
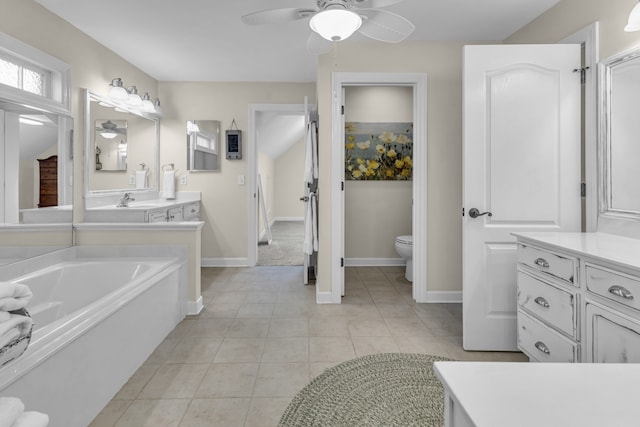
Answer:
29;0;561;161
34;0;562;83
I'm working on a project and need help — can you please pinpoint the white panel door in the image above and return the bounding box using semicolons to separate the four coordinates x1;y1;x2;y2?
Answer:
463;45;581;351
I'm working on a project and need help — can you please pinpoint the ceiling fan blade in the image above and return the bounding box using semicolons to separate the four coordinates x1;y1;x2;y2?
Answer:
357;9;415;42
353;0;405;9
241;8;315;25
307;32;333;55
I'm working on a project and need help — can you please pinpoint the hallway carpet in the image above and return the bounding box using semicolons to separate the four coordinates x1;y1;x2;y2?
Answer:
258;221;304;266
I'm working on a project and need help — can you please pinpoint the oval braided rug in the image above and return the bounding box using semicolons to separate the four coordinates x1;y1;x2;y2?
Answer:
278;353;451;427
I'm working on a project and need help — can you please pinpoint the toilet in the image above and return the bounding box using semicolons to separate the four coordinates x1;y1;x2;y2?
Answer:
395;235;413;282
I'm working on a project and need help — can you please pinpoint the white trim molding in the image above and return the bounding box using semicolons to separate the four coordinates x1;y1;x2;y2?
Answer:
331;72;428;304
316;291;335;304
186;296;204;315
425;291;463;304
345;258;405;267
202;258;250;267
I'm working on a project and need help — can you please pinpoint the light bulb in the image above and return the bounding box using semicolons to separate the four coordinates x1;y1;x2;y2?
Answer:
310;8;362;41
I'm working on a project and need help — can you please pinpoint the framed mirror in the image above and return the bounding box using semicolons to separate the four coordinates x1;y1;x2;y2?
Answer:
187;120;221;171
95;119;127;171
84;89;159;196
599;47;640;220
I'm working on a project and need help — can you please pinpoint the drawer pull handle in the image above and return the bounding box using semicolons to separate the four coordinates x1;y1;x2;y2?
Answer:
534;341;550;355
608;285;634;300
534;297;550;308
534;258;549;268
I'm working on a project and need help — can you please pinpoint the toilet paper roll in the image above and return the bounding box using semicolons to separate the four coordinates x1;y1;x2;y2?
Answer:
135;170;147;189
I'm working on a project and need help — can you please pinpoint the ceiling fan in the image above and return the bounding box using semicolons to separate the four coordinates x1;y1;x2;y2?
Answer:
241;0;415;54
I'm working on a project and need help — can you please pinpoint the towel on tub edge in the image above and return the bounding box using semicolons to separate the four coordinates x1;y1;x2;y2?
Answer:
13;411;49;427
0;283;32;312
0;314;32;349
0;397;25;427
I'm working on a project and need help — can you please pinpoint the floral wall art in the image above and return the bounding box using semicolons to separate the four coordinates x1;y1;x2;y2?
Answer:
345;122;413;181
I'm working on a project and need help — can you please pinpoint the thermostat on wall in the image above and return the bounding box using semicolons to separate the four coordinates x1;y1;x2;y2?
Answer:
226;130;242;160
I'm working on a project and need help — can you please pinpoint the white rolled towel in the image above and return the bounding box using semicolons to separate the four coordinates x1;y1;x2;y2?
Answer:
0;397;24;427
162;170;176;200
0;283;32;312
12;411;49;427
135;170;148;189
0;314;32;348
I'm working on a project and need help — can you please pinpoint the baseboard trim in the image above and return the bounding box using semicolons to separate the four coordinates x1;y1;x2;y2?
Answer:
316;291;339;304
202;258;250;267
424;291;462;304
186;296;204;315
274;217;304;222
345;258;405;267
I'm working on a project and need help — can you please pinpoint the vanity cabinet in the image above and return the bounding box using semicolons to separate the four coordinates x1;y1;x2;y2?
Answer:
514;232;640;363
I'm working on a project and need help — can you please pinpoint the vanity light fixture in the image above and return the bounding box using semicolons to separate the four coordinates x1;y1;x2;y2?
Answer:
140;92;155;113
127;86;142;106
186;120;200;134
108;78;129;100
309;6;362;41
625;0;640;32
106;78;161;116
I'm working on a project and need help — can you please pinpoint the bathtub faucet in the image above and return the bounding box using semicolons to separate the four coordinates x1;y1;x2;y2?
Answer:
117;192;135;207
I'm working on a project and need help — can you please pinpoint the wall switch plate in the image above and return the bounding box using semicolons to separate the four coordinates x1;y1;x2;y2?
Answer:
237;175;245;185
180;174;187;185
129;175;135;185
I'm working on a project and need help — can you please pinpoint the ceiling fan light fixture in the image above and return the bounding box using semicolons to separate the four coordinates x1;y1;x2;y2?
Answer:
100;120;119;139
626;1;640;32
310;8;362;41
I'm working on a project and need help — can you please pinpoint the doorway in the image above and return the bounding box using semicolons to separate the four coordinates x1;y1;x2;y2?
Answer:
248;104;307;267
331;73;428;303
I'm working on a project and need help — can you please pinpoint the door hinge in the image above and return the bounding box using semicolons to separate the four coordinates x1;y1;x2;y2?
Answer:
573;66;590;85
581;182;586;197
462;207;465;217
341;105;344;115
341;257;344;267
341;181;344;191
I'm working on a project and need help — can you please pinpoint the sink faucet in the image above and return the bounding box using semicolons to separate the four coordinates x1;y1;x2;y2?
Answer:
117;192;135;207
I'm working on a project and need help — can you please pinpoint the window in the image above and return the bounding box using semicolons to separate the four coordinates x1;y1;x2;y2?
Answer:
0;54;51;97
0;32;71;115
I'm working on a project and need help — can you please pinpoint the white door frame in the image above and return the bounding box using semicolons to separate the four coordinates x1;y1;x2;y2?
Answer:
561;22;599;232
331;72;428;303
247;103;307;266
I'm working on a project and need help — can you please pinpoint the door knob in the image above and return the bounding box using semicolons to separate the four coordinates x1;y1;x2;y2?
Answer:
468;208;492;218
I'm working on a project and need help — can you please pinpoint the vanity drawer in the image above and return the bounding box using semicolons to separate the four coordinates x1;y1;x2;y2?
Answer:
586;264;640;312
517;310;577;363
147;210;168;223
518;244;577;286
517;270;576;338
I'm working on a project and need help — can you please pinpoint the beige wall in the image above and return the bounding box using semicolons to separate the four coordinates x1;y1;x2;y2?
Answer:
316;41;465;293
507;0;640;60
274;139;305;219
344;86;413;260
157;82;316;261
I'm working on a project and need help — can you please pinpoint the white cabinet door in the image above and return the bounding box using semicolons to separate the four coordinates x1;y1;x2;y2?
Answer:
463;45;581;351
586;303;640;363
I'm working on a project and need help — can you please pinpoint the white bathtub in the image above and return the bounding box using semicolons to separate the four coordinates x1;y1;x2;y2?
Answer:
0;250;187;427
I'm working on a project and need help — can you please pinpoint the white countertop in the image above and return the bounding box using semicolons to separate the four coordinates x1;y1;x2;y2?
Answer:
434;361;640;427
513;232;640;271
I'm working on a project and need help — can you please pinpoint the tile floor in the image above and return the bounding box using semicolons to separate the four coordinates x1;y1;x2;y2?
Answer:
90;266;527;427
